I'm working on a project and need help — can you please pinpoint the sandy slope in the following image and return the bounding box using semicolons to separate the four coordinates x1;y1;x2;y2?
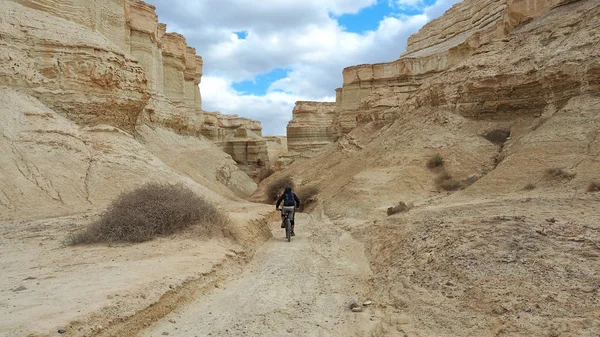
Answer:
139;210;380;337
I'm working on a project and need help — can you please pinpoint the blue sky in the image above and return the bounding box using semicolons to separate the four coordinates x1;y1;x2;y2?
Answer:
146;0;460;135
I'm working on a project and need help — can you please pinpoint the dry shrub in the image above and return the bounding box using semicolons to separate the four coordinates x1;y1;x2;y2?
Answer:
387;202;413;216
297;186;320;212
523;183;536;191
483;128;511;145
69;183;228;244
426;155;444;170
545;168;575;181
257;168;274;182
434;171;462;191
266;175;294;203
587;181;600;193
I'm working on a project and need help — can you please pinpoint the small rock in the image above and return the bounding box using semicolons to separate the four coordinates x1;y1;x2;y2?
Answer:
352;306;364;313
492;307;508;315
287;328;293;333
168;319;176;324
58;329;66;334
12;286;27;292
362;300;373;306
348;298;359;309
162;332;169;336
525;307;532;313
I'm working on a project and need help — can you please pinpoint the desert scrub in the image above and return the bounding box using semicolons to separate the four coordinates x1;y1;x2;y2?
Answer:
266;175;294;203
387;202;413;216
426;155;444;170
587;181;600;193
434;171;462;191
545;168;575;181
297;186;320;212
69;183;229;244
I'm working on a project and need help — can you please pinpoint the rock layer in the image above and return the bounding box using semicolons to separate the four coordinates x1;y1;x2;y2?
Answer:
330;0;584;137
287;101;336;152
1;0;268;170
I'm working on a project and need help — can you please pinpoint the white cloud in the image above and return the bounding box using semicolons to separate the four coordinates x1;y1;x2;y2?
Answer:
146;0;461;135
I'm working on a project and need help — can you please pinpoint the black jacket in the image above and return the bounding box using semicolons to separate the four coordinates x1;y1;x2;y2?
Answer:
276;192;300;208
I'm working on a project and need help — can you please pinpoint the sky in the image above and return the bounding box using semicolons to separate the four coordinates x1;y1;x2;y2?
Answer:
145;0;461;135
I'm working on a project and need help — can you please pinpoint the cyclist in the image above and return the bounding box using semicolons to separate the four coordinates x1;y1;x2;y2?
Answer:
276;186;300;236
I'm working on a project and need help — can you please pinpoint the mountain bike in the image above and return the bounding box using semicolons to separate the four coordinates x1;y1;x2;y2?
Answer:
277;208;292;242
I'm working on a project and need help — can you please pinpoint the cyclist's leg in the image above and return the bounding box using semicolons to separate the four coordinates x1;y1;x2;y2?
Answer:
290;208;295;235
282;206;294;233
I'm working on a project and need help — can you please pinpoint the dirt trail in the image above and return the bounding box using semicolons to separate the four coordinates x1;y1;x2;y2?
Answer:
139;209;380;337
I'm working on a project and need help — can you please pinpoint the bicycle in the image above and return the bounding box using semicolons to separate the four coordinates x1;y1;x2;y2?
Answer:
277;208;292;242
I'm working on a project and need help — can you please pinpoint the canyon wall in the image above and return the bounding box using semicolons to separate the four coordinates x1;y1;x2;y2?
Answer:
330;0;582;137
286;101;336;152
2;0;268;169
0;0;269;219
270;0;599;219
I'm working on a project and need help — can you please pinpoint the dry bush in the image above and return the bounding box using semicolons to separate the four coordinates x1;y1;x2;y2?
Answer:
69;183;228;244
297;186;320;212
523;183;536;191
545;168;575;181
257;168;274;182
387;202;413;216
587;181;600;193
426;155;444;170
483;128;511;145
434;171;462;191
266;175;294;203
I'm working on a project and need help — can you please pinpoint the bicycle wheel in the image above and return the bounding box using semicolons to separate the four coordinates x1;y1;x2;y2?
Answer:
285;218;291;242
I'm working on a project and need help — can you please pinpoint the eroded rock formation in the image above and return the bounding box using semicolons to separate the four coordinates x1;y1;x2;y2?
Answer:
272;0;600;219
330;0;590;137
287;101;336;152
1;0;268;170
0;0;269;219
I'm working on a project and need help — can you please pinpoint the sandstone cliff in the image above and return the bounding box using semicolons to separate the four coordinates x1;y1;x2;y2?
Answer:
0;0;268;219
286;101;336;153
331;0;590;137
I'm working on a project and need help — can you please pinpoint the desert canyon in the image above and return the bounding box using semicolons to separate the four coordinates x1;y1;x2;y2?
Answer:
1;0;599;336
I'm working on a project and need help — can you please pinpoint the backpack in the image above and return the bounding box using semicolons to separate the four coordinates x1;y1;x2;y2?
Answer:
283;192;295;206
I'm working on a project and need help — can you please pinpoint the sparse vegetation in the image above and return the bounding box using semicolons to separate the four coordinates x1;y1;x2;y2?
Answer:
523;183;536;191
426;155;444;170
387;201;413;216
266;175;294;203
483;128;511;145
545;168;575;181
586;181;600;193
297;186;320;212
69;183;228;244
434;170;462;191
257;168;274;182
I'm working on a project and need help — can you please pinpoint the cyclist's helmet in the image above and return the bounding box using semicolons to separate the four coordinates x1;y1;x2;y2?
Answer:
285;186;292;193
